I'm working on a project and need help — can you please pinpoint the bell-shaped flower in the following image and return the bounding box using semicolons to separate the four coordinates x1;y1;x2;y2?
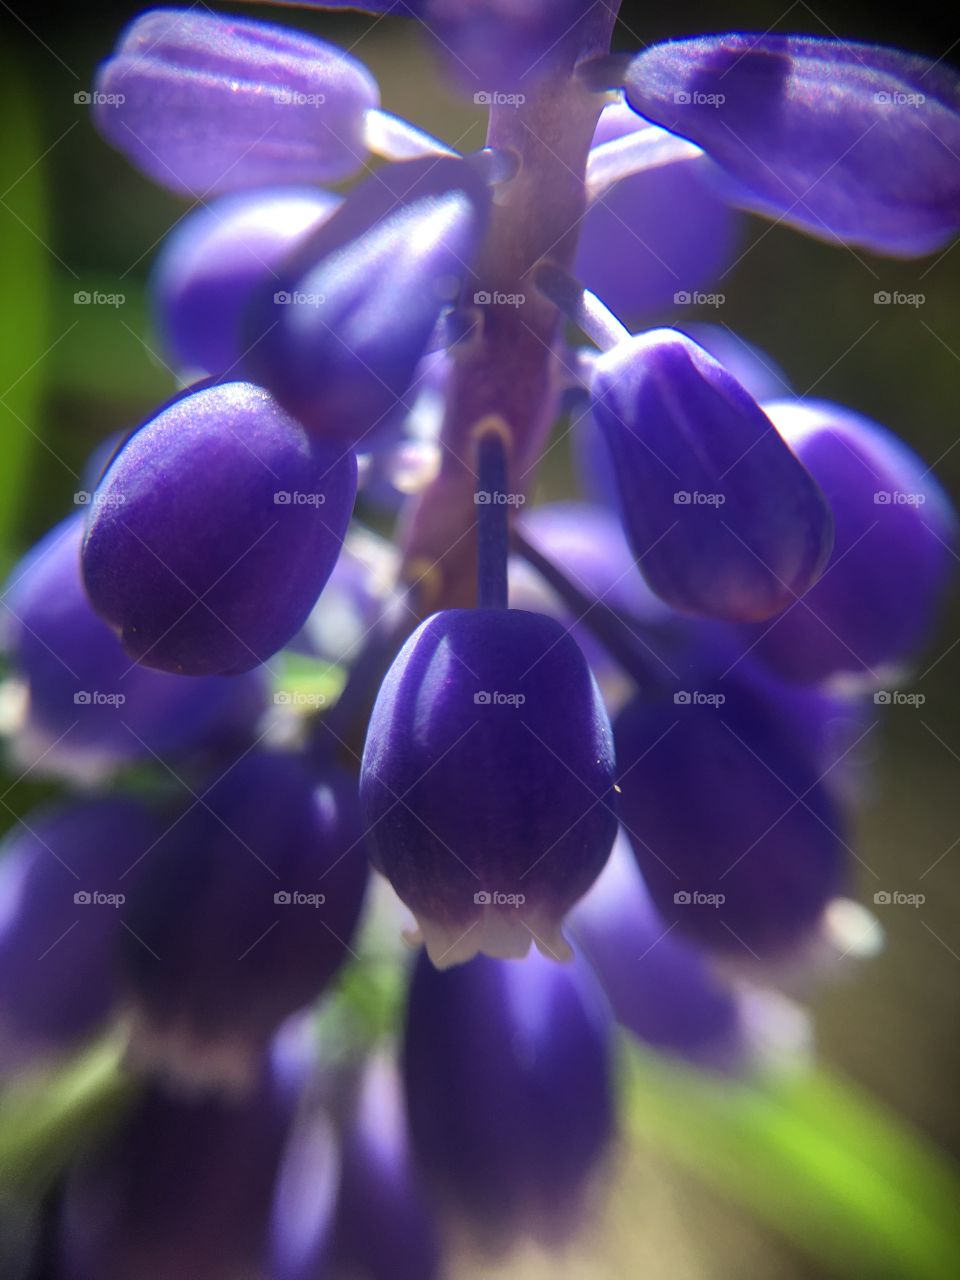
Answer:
360;607;618;967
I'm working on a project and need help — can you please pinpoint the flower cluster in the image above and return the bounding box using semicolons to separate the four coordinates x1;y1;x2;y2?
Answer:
1;2;957;1275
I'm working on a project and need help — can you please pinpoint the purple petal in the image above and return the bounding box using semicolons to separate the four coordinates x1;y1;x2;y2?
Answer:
151;187;341;378
81;382;357;676
94;8;379;196
359;607;617;966
624;35;960;256
576;102;743;318
734;399;957;683
245;157;490;449
403;948;614;1244
590;329;834;621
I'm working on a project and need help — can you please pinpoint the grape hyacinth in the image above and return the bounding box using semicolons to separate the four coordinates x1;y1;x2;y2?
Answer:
0;2;957;1277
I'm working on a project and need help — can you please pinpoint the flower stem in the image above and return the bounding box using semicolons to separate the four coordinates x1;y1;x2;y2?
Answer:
533;260;630;352
474;419;510;610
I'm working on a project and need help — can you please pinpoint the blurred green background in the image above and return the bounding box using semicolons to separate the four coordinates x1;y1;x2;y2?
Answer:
0;2;958;1277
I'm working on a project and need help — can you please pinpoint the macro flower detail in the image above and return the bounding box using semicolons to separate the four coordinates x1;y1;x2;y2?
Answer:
0;2;957;1276
81;381;358;675
94;8;380;195
360;606;618;966
623;35;960;255
590;328;835;621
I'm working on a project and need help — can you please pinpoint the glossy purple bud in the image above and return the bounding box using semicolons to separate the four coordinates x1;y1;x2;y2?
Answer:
614;680;847;959
94;9;379;196
60;1021;315;1280
1;515;265;780
403;948;613;1244
121;753;368;1091
246;158;490;450
736;400;957;683
81;382;357;676
571;836;809;1072
0;799;158;1073
624;36;960;257
575;102;742;319
360;608;618;967
591;329;834;621
151;187;340;378
332;1054;443;1280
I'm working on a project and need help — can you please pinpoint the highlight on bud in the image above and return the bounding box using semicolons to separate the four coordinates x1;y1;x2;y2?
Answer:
93;8;379;196
590;328;834;622
81;382;357;676
359;608;618;967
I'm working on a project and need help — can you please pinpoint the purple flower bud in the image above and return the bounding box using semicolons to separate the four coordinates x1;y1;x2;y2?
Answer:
270;1101;340;1280
575;102;742;319
81;382;357;676
121;752;368;1091
591;329;834;621
735;400;957;683
94;9;379;196
614;679;847;959
360;608;618;967
1;514;265;781
151;187;340;378
624;35;960;257
245;158;490;450
571;836;810;1072
0;798;158;1073
60;1020;316;1279
403;948;613;1244
332;1054;443;1280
